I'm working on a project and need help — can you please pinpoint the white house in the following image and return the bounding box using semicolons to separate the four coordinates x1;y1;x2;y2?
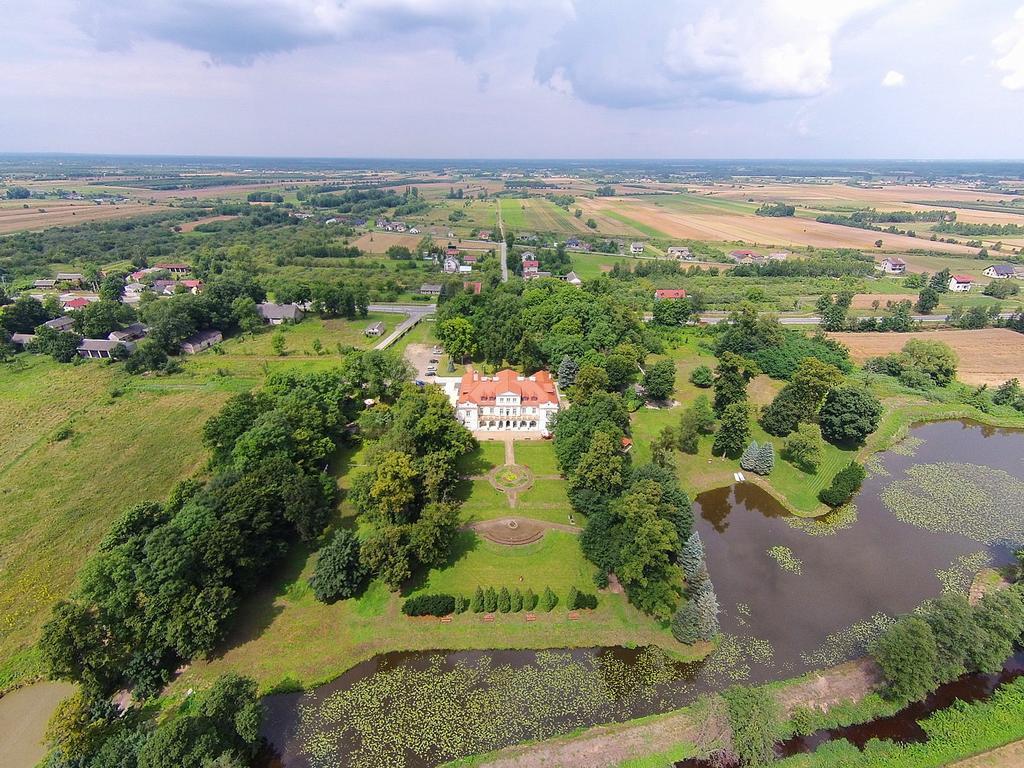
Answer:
983;265;1017;279
453;369;561;436
948;275;974;292
443;256;460;274
564;271;582;286
880;257;907;275
666;246;692;260
630;242;645;254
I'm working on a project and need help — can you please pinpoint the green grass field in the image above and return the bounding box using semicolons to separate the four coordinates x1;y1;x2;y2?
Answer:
512;441;561;475
0;357;229;691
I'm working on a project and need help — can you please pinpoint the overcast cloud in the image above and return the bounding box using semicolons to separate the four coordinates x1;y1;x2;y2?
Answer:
0;0;1022;157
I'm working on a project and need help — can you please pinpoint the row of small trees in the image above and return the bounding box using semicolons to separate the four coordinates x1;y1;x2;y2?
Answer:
671;531;721;644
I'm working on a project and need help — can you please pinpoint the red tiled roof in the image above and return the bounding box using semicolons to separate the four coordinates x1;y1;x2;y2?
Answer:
655;289;688;299
63;298;90;309
522;260;540;268
951;275;973;282
731;249;759;256
458;369;558;406
463;281;482;294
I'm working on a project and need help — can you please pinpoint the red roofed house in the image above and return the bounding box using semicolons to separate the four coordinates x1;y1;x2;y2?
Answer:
454;369;561;435
63;298;91;310
154;263;191;276
948;275;973;292
463;281;482;295
655;289;688;300
462;253;478;265
522;259;540;277
730;249;762;264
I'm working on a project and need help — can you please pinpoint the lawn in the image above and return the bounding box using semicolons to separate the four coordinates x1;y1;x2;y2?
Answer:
0;357;229;691
456;479;510;522
457;440;506;476
219;313;396;356
515;480;576;525
513;441;561;475
411;530;595;594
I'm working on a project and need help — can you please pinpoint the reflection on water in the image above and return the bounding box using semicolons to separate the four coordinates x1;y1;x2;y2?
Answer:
262;421;1024;768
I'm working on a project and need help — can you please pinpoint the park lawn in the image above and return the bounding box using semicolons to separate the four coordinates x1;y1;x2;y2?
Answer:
412;531;595;595
0;357;228;691
513;441;561;476
457;479;512;522
168;538;682;697
457;440;506;476
515;481;576;526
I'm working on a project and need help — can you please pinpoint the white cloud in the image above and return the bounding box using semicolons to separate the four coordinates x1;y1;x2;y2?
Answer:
537;0;897;108
881;69;905;86
994;5;1024;90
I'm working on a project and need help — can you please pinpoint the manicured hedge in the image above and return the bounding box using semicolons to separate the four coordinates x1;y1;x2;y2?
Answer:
402;593;456;616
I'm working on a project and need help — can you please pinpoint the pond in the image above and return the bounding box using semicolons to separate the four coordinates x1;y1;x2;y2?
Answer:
261;420;1024;768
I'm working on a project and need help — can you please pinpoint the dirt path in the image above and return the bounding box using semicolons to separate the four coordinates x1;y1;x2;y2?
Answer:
951;740;1024;767
476;659;881;768
505;439;515;466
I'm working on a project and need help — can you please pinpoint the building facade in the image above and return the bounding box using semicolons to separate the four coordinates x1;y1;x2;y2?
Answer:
454;369;560;435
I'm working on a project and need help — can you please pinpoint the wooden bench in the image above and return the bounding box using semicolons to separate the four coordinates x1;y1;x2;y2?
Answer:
525;613;537;622
440;616;452;624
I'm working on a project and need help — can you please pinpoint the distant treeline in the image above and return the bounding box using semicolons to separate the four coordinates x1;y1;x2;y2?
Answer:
755;202;795;217
247;191;284;203
933;221;1024;236
730;254;875;279
817;209;955;231
298;186;429;216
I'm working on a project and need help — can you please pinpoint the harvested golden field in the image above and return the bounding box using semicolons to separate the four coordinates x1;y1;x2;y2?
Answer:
830;328;1024;386
0;202;167;234
850;293;919;309
176;214;239;232
586;197;976;254
692;182;1014;206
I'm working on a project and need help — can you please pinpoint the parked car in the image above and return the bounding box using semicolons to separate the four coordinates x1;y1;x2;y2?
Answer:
429;358;439;364
425;370;436;377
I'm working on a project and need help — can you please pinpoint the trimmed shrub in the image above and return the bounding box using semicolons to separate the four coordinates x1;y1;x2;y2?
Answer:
567;586;579;611
484;586;498;613
524;588;538;611
471;586;484;613
511;588;523;612
540;586;558;612
818;461;867;507
402;593;456;617
689;365;713;388
497;586;511;613
454;596;469;614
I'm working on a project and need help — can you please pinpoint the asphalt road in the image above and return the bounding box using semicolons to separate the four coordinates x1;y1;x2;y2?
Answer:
367;303;436;350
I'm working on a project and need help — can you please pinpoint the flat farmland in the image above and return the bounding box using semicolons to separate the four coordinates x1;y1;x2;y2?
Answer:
498;198;591;236
692;182;1015;207
585;196;979;254
352;230;497;253
830;328;1024;386
0;201;167;234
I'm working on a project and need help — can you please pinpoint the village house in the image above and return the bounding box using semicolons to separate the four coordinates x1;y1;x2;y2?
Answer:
452;369;561;436
564;237;590;252
108;322;147;343
122;283;149;304
462;253;478;265
666;246;692;260
78;338;135;360
522;259;540;277
43;316;75;332
56;272;84;285
880;257;907;275
180;329;223;354
654;289;688;300
983;264;1017;279
257;302;304;325
443;256;461;274
364;321;386;337
420;283;443;296
477;230;493;241
11;333;35;348
463;281;482;294
62;297;92;311
153;262;191;276
630;242;645;254
564;271;582;286
948;275;974;292
730;249;762;264
33;279;57;289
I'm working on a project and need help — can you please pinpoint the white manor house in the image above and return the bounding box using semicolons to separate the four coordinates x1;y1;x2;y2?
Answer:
453;369;561;435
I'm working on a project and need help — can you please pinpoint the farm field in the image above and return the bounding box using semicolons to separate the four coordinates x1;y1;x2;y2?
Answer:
351;230;496;253
0;201;168;233
831;325;1024;385
831;328;1024;386
175;214;239;231
584;195;979;254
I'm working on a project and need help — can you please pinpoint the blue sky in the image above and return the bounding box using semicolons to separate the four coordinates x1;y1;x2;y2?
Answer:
2;0;1023;158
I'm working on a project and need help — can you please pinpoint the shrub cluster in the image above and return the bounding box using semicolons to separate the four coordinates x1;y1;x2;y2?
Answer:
566;586;598;610
471;585;554;613
402;594;458;617
818;461;867;507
